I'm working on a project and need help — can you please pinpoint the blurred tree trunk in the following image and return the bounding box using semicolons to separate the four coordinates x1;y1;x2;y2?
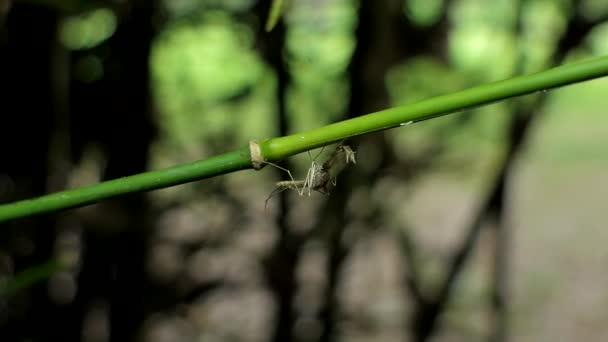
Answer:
0;3;63;340
68;1;158;340
317;1;451;341
253;2;303;342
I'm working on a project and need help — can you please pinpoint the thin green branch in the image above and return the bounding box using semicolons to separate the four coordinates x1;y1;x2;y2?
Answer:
0;147;251;222
1;55;608;222
261;56;608;159
0;259;65;297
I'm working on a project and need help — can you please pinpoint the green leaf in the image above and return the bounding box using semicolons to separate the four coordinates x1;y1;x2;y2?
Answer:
265;0;285;32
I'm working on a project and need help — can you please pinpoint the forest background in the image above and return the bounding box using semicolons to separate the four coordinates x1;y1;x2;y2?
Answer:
1;0;608;341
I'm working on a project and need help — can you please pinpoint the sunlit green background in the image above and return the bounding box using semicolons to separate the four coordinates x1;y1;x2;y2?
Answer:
59;0;608;163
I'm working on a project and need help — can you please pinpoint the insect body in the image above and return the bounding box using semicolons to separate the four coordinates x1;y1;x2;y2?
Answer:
267;144;356;204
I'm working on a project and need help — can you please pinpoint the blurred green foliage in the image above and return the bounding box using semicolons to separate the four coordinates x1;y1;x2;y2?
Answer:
162;0;256;18
150;11;272;160
60;7;116;50
55;0;608;165
286;0;357;132
404;0;445;26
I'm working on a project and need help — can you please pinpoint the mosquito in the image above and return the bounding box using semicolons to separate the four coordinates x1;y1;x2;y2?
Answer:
264;143;356;206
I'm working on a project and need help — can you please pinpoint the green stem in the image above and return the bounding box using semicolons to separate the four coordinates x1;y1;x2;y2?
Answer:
0;147;251;222
261;55;608;159
1;55;608;222
0;259;65;297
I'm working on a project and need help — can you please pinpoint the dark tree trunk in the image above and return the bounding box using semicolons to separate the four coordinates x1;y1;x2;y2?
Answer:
0;3;63;340
254;2;302;342
68;1;158;340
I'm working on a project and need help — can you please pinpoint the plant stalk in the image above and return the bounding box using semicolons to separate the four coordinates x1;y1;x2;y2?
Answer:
2;55;608;222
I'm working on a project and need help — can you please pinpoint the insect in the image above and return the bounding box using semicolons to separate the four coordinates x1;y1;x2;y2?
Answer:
265;144;356;206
